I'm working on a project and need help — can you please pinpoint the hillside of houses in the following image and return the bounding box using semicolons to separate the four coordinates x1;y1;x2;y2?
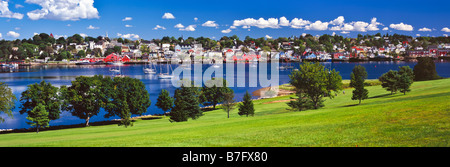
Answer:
0;33;449;64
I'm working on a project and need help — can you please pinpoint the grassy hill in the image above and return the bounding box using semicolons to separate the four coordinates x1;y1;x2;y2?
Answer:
0;78;449;147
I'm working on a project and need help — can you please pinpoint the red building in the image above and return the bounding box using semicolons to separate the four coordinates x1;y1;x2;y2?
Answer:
103;53;131;62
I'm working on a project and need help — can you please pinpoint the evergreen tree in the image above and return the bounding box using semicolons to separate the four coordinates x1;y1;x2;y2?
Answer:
398;72;413;95
170;85;202;122
350;65;369;104
156;89;174;117
379;70;399;95
413;57;441;81
26;103;50;133
238;91;255;116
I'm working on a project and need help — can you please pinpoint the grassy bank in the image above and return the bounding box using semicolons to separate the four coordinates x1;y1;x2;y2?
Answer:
0;79;449;147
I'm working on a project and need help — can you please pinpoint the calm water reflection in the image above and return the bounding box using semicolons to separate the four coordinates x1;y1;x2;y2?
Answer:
1;61;449;129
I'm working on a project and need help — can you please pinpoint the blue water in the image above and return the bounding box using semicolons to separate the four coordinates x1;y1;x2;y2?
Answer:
1;61;449;129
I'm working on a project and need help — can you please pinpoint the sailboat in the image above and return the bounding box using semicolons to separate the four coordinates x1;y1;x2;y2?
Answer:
143;60;156;74
158;63;174;79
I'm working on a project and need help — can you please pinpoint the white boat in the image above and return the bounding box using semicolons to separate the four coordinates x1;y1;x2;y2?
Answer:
110;68;120;73
158;62;173;79
143;60;156;74
158;74;174;79
112;62;124;66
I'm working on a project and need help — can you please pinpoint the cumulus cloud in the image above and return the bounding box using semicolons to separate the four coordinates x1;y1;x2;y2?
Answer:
117;33;139;39
279;16;290;26
25;0;99;21
174;23;184;29
153;25;166;30
389;22;413;31
340;31;350;34
265;35;272;39
221;29;231;33
194;17;198;22
418;27;432;32
180;25;196;31
305;20;328;31
441;27;450;32
122;17;132;21
328;17;381;32
382;27;389;31
125;25;133;28
0;1;24;19
233;17;280;29
87;25;99;29
7;31;20;38
202;20;219;27
162;12;175;19
329;16;345;25
290;18;311;29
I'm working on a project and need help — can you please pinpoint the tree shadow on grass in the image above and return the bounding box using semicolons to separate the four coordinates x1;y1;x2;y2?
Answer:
368;93;393;99
342;104;360;107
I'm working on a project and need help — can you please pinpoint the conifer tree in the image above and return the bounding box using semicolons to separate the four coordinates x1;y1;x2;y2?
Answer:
156;89;174;118
350;65;369;104
26;103;49;133
170;85;202;122
238;91;255;116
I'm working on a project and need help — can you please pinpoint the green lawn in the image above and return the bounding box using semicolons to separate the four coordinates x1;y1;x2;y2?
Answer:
0;79;449;147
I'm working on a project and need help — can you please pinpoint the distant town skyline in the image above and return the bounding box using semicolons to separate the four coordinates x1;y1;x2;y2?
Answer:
0;0;449;40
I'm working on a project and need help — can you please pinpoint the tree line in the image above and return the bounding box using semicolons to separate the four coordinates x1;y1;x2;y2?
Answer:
287;57;440;111
2;32;450;61
0;76;256;133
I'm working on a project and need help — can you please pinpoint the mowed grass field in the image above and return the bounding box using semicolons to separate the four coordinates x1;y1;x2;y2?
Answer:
0;78;449;147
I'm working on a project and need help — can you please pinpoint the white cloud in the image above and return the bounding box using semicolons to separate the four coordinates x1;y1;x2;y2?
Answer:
418;27;432;32
125;25;133;28
7;31;20;38
329;16;344;25
0;1;24;19
441;27;450;32
242;25;250;29
162;12;175;19
230;26;236;29
233;17;280;29
122;17;132;21
341;31;350;34
180;25;196;31
382;27;389;31
328;17;381;32
67;24;71;27
279;16;289;26
221;29;231;33
87;25;99;29
25;0;99;21
0;33;2;39
444;34;448;37
14;27;20;30
265;35;272;39
389;22;413;31
305;20;328;31
290;18;311;29
202;20;219;27
15;4;24;8
117;33;140;39
194;17;198;22
416;34;420;37
174;23;184;29
153;25;166;30
79;33;88;37
366;17;382;31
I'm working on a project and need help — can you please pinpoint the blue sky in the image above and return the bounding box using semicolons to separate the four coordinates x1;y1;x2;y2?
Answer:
0;0;449;40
